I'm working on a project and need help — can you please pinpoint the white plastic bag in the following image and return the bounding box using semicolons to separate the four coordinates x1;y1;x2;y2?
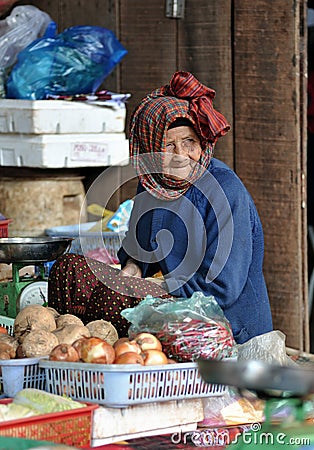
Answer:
0;5;54;69
237;330;298;366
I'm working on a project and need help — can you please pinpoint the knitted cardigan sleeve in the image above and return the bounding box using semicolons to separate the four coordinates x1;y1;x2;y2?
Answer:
166;168;255;310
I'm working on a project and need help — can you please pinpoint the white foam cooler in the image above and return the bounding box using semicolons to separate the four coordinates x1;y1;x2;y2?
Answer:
0;99;126;134
0;133;129;168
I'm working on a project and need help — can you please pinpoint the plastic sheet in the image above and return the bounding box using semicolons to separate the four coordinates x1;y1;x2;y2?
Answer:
199;388;264;427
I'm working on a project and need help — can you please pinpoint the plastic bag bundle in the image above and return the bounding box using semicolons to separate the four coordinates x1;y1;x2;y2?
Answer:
122;291;238;362
156;318;236;362
6;25;127;100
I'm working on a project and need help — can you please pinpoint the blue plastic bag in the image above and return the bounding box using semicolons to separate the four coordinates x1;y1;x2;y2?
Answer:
6;26;127;100
106;199;134;233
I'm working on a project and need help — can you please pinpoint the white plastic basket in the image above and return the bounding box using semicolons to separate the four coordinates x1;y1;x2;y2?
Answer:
39;360;226;408
45;222;125;260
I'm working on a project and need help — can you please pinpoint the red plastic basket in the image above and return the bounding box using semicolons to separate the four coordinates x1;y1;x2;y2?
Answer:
0;219;12;238
0;399;98;448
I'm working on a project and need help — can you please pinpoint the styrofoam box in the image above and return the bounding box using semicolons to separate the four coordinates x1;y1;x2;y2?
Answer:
0;99;126;134
0;133;129;168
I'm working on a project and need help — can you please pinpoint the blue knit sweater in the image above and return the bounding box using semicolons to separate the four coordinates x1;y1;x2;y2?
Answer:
118;158;273;343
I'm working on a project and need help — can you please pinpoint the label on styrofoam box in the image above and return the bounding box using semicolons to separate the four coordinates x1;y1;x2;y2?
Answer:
71;142;111;162
0;133;129;168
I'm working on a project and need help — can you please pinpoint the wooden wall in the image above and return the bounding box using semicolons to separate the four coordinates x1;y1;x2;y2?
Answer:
12;0;308;349
233;0;308;350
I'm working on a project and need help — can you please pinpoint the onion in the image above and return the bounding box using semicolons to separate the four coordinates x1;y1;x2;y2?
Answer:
114;340;141;358
142;349;168;366
78;336;115;364
133;332;162;352
72;337;89;359
114;351;144;365
113;337;129;349
49;343;80;362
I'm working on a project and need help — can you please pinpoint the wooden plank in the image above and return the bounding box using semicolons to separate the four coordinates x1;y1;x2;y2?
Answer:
118;0;177;201
93;423;200;447
234;0;307;349
119;1;177;124
16;0;116;30
178;0;233;166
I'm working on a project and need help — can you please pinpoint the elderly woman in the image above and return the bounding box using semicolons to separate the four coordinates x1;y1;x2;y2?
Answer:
49;71;273;344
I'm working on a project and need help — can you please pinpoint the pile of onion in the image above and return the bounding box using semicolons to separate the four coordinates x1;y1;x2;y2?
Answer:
49;336;115;364
48;332;174;366
113;332;171;365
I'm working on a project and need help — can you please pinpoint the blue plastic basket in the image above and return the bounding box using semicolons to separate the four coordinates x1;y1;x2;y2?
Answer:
39;360;226;408
0;316;46;398
0;358;46;398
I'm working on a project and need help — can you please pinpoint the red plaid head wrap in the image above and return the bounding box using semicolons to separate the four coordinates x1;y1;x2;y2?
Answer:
130;71;230;200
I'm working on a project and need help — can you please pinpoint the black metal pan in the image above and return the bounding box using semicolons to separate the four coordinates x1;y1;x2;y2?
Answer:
0;237;73;263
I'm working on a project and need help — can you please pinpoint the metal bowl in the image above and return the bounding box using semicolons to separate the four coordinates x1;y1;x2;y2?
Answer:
197;358;314;398
0;237;73;263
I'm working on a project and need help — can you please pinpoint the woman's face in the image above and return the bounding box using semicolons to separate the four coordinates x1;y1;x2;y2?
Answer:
163;126;202;180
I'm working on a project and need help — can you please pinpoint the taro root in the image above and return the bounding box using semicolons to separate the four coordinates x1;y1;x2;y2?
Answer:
52;324;90;345
14;305;57;344
86;319;119;346
56;314;84;329
46;307;60;320
21;330;59;358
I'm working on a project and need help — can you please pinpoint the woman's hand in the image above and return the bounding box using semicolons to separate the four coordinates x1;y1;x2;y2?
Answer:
121;259;142;278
